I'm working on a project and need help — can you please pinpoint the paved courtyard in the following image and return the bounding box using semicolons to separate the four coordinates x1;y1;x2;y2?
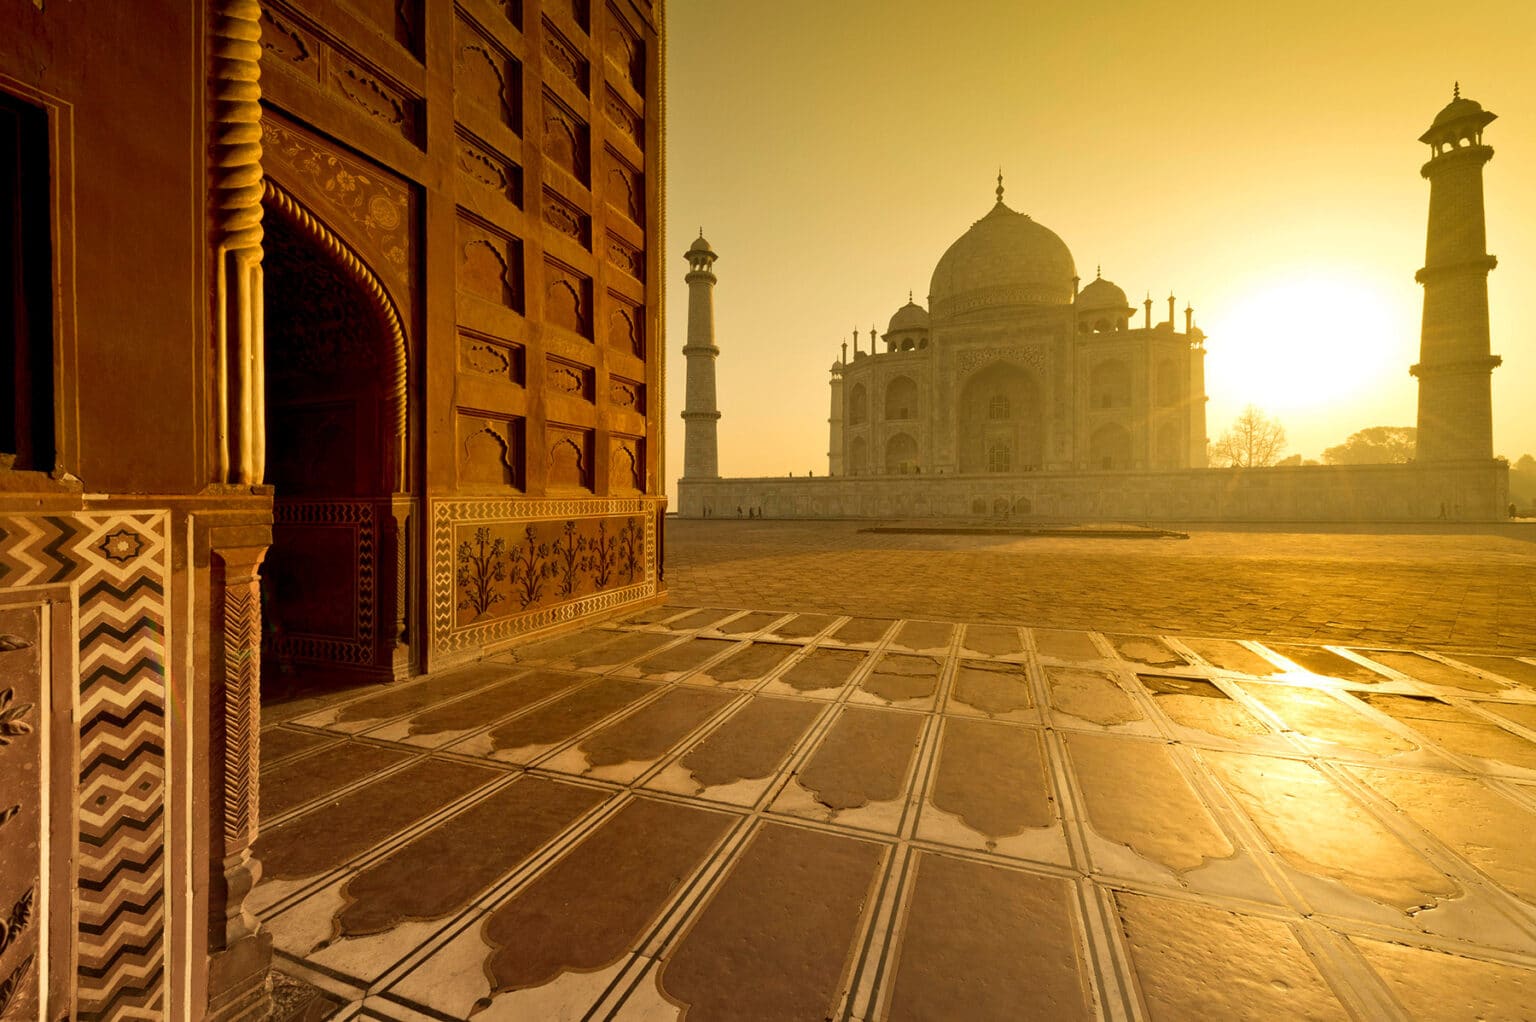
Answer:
258;521;1536;1019
664;519;1536;653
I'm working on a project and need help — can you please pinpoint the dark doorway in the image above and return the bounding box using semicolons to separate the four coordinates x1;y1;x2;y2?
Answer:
260;201;407;688
1;91;54;471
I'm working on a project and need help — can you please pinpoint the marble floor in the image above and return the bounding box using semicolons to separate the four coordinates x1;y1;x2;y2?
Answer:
257;606;1536;1020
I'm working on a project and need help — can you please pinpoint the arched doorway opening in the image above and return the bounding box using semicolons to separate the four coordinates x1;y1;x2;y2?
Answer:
260;182;414;687
1090;423;1132;470
958;362;1043;473
884;432;919;474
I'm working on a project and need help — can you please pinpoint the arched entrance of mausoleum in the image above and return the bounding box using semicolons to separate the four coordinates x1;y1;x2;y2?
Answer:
957;361;1044;473
259;181;415;687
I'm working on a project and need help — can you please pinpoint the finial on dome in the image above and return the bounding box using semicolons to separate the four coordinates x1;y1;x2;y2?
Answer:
1096;265;1102;280
1454;80;1460;100
908;289;913;303
996;169;1004;205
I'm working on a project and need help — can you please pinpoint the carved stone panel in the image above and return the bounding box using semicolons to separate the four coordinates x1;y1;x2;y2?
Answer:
610;435;644;493
541;187;592;249
459;329;525;386
543;258;593;338
451;511;643;627
604;4;644;92
542;91;590;185
261;113;415;304
268;500;377;664
542;17;590;94
259;3;426;145
259;5;320;82
557;0;590;33
547;425;594;491
605;231;644;282
457;211;524;311
546;356;595;402
457;128;522;207
608;291;644;357
458;413;525;489
432;498;660;656
455;13;522;133
604;146;643;227
347;0;424;56
603;86;643;151
0;605;42;1019
609;375;645;414
493;0;524;30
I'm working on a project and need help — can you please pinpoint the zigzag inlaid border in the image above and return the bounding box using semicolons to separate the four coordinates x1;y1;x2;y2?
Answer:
430;497;662;654
0;511;172;1019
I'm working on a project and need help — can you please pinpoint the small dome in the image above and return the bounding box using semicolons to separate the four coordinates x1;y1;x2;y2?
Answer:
1419;86;1496;145
929;199;1076;319
888;300;930;334
1430;96;1486;130
688;234;713;254
1077;273;1129;311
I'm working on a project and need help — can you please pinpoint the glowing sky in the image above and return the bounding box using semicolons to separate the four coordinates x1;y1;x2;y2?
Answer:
661;0;1536;499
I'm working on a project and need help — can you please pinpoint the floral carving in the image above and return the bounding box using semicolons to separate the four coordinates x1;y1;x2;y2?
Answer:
0;688;33;746
0;955;34;1016
620;516;642;583
552;521;588;597
455;527;507;619
262;118;412;281
508;527;557;608
585;519;618;589
0;887;34;957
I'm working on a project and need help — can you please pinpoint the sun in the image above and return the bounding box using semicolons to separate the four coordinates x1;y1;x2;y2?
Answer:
1201;270;1417;416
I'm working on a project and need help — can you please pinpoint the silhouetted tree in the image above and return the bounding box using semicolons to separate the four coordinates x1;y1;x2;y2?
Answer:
1213;405;1286;468
1509;453;1536;509
1323;426;1416;465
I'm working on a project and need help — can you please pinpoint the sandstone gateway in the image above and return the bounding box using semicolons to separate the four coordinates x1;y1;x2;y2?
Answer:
0;2;664;1017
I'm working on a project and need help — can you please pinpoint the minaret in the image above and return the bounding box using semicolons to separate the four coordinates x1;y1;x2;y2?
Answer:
681;230;720;479
1411;84;1501;463
828;342;846;476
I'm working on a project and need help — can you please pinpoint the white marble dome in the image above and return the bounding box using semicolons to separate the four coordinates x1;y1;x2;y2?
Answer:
928;200;1076;319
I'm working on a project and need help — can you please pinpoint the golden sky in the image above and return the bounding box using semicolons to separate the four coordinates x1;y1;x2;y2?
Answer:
662;0;1536;498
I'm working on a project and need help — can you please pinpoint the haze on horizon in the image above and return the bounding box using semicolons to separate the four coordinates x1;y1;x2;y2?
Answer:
660;0;1536;502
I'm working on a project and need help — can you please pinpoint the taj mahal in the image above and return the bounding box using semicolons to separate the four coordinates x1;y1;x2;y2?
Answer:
828;176;1207;479
679;91;1510;523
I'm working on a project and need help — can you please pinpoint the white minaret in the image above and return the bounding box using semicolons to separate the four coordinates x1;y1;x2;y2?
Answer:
682;230;721;479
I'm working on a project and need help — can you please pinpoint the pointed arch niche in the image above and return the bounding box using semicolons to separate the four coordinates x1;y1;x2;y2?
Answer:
260;177;419;683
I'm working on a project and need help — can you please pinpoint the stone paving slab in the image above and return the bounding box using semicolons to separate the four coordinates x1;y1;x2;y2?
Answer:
663;519;1536;653
258;602;1536;1020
